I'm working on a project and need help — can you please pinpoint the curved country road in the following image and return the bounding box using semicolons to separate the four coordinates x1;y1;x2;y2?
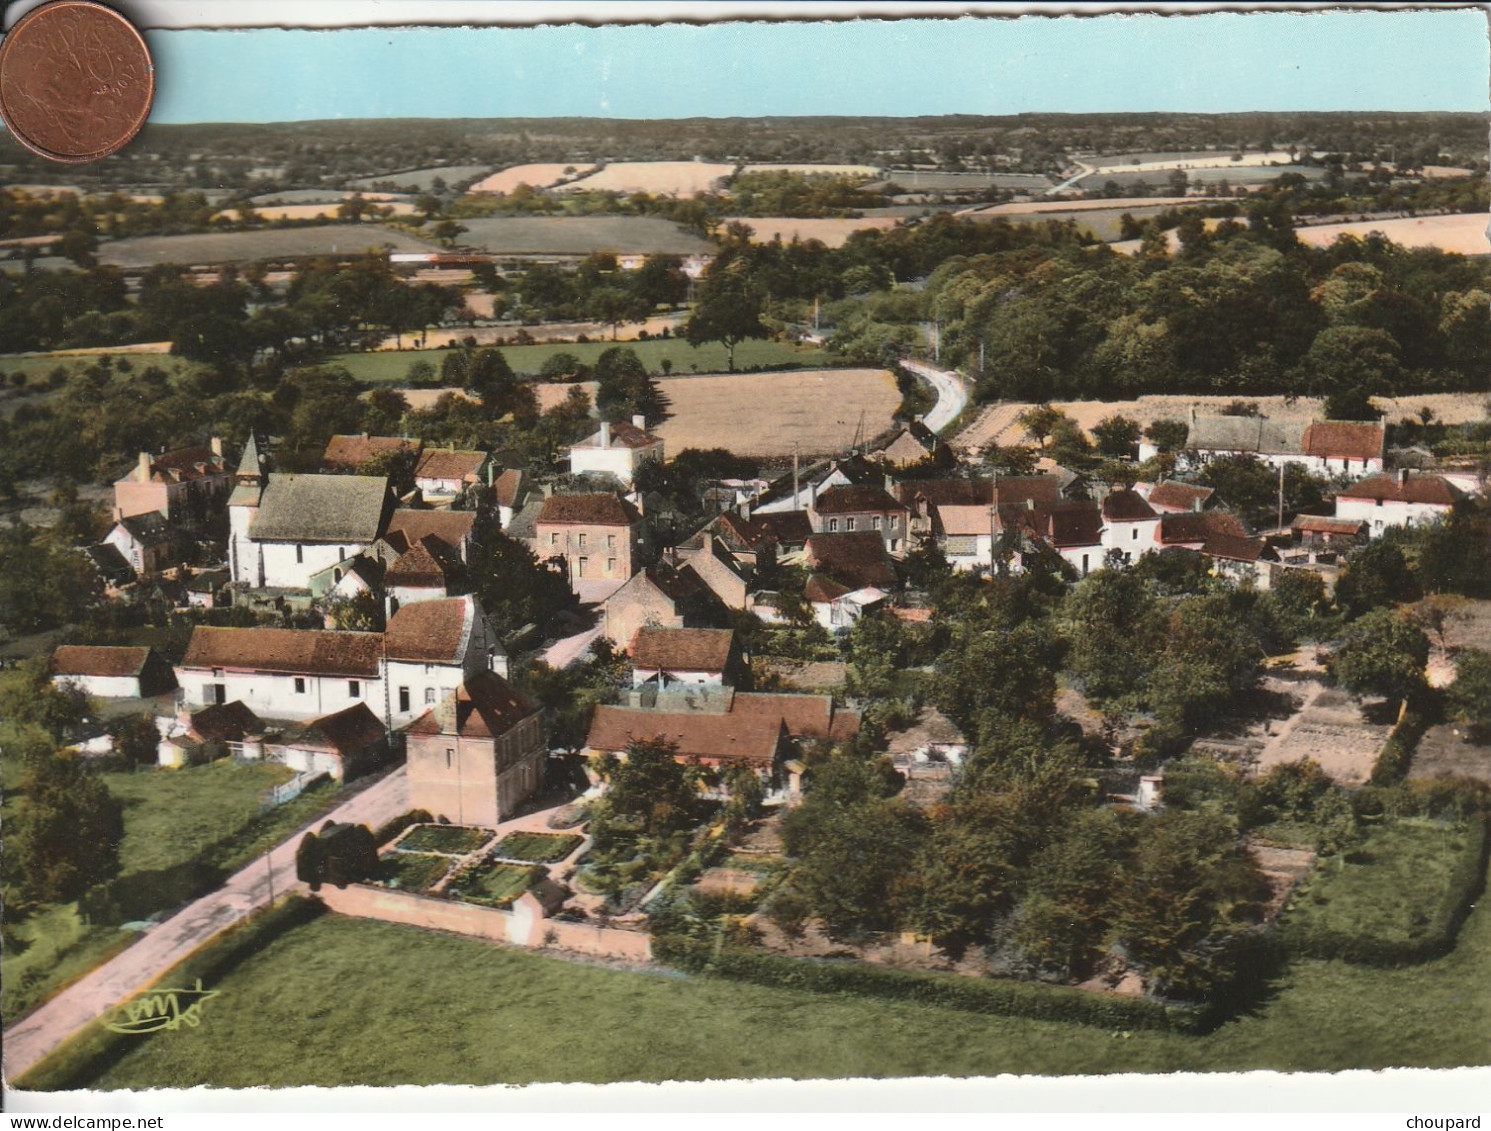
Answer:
3;765;410;1086
899;357;968;435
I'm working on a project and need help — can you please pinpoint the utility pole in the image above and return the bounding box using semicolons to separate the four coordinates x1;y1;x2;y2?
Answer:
1277;460;1286;531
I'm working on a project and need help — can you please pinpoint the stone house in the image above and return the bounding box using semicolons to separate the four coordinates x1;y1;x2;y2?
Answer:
1099;488;1161;562
534;493;646;587
804;531;897;590
112;438;232;527
413;448;492;503
1334;471;1466;537
229;473;394;591
808;484;910;553
104;512;179;577
599;560;728;650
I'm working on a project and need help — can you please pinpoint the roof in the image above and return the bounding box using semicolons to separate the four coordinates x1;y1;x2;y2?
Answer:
82;544;134;583
585;705;785;766
407;670;539;739
575;421;661;449
181;627;382;677
384;595;476;664
812;483;905;515
993;476;1063;508
283;702;387;754
1042;500;1104;548
1337;473;1463;507
896;478;996;509
1159;511;1249;547
415;448;488;483
493;468;525;509
1292;515;1367;536
1144;480;1215;513
935;504;994;537
236;434;264;480
322;434;420;471
118;444;227;485
631;627;735;672
803;573;853;603
731;692;852;742
1302;421;1384;462
52;645;151;678
1200;533;1266;563
505;498;546;542
385;508;475;551
536;493;641;527
115;512;172;545
188;700;262;742
1101;489;1158;522
751;510;813;546
1188;414;1306;456
249;474;391;544
385;536;460;589
805;532;896;589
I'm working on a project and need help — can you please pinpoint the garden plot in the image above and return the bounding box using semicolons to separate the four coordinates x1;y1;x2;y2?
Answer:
491;832;583;863
445;860;543;908
372;852;451;893
1249;685;1394;787
394;824;495;856
1407;726;1491;787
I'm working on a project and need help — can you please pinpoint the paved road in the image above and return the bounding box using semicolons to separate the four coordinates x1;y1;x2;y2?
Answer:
899;358;969;435
2;765;410;1085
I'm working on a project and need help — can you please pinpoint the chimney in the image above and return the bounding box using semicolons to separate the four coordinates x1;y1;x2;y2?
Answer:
434;688;460;735
210;436;223;458
600;421;611;449
137;451;152;478
1026;497;1036;511
632;414;646;431
1193;496;1203;513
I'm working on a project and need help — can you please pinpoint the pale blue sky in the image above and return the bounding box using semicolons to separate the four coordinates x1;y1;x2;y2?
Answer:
147;9;1490;123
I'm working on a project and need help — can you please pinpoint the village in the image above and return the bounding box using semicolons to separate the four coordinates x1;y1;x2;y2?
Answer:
2;96;1490;1091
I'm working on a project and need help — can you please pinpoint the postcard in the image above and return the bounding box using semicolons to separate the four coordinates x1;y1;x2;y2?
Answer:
1;0;1489;1117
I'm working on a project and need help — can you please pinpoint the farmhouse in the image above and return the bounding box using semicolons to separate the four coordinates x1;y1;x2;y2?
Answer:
414;447;492;502
382;595;511;722
1333;470;1466;536
230;473;394;590
533;492;646;587
406;671;546;826
998;498;1106;577
808;484;910;553
264;702;389;781
1287;515;1368;563
629;627;742;689
752;454;882;514
568;417;664;487
1139;480;1215;514
51;645;175;699
112;439;231;526
1153;411;1386;477
156;700;263;768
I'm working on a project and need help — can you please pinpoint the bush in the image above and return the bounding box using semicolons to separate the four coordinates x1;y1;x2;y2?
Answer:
651;935;1206;1033
373;809;433;847
1369;704;1428;786
79;860;225;926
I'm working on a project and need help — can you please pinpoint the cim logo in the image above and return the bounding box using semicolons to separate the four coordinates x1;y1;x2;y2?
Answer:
104;980;220;1035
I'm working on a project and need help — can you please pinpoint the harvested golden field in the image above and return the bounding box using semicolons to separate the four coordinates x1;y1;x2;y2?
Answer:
218;202;418;222
954;393;1491;455
738;163;881;177
1293;214;1489;256
468;164;596;194
725;216;900;248
557;162;736;197
649;368;898;457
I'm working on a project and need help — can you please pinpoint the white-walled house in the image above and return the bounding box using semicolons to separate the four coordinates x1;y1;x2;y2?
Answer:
413;448;492;502
383;595;509;726
1099;489;1161;562
1334;471;1466;537
568;417;664;486
51;645;175;699
629;626;739;688
230;473;393;590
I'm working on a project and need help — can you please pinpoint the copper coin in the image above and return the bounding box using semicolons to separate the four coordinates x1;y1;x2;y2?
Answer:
0;0;154;164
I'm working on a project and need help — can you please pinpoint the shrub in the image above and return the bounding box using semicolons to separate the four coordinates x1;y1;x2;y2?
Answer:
373;809;433;847
1369;705;1428;786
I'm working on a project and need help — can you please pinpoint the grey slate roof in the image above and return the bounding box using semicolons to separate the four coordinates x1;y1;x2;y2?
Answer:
248;474;391;544
1188;415;1306;457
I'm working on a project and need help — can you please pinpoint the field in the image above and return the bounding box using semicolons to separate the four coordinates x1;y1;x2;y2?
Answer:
1082;165;1326;190
96;226;442;268
249;190;406;206
876;170;1053;191
373;312;685;349
650;368;899;458
329;337;830;384
1293;214;1489;256
557;161;736;197
222;202;419;223
1084;150;1297;172
346;164;493;192
960;196;1195;216
737;163;881;177
450;216;712;256
724;216;900;248
467;164;597;194
74;889;1491;1089
954;393;1491;455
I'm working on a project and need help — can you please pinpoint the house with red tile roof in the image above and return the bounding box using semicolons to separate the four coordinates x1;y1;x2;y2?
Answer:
599;560;729;650
321;434;422;474
805;531;897;590
51;645;175;699
1334;470;1466;538
1139;480;1216;514
413;448;492;502
1100;488;1161;561
113;438;232;526
568;417;664;486
534;492;647;588
585;704;788;774
384;535;463;612
265;702;390;781
808;483;910;553
406;671;546;825
629;627;742;688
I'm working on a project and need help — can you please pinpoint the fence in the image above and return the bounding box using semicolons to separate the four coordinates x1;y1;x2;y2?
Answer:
259;769;326;812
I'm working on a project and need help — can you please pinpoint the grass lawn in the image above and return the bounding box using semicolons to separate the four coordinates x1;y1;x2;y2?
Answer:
79;884;1491;1089
396;824;493;855
491;831;582;863
0;905;134;1023
324;337;830;383
445;862;540;908
1280;817;1478;948
372;852;450;893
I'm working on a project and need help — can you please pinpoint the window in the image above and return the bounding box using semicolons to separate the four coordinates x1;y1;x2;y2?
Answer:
872;516;881;530
846;517;856;531
295;545;303;564
212;668;223;678
348;680;361;698
578;556;588;577
828;518;838;532
550;532;559;545
294;677;307;694
1132;528;1139;541
399;687;410;713
578;533;587;549
425;687;437;705
607;558;616;575
607;534;616;549
445;748;453;768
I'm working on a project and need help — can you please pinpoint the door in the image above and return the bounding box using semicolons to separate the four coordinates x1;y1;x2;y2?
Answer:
399;687;410;714
211;682;226;706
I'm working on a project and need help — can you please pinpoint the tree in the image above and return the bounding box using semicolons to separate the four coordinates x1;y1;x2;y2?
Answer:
784;796;922;940
109;712;160;767
466;512;576;637
1445;650;1491;740
1144;418;1189;454
1091;414;1142;460
590;737;702;837
1013;808;1129;979
594;346;668;426
1062;569;1162;705
9;748;125;904
1329;607;1429;702
1015;403;1065;449
684;265;767;372
1335;540;1416;617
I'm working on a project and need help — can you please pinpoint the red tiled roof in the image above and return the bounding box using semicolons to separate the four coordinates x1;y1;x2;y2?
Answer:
1102;489;1158;522
752;510;813;546
1292;515;1367;537
805;532;896;589
1302;422;1384;462
322;435;420;471
188;700;262;742
385;508;475;551
145;445;228;483
630;627;735;672
992;476;1062;508
536;493;641;527
812;484;905;516
1337;474;1463;507
383;596;473;664
829;709;863;744
406;671;539;739
52;645;151;678
803;573;852;603
1200;533;1266;563
287;702;387;754
585;705;785;767
181;627;382;678
385;536;460;588
1144;481;1215;513
415;448;487;482
730;692;844;742
493;468;525;509
895;479;996;509
1044;501;1104;548
1159;511;1248;547
578;421;661;449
